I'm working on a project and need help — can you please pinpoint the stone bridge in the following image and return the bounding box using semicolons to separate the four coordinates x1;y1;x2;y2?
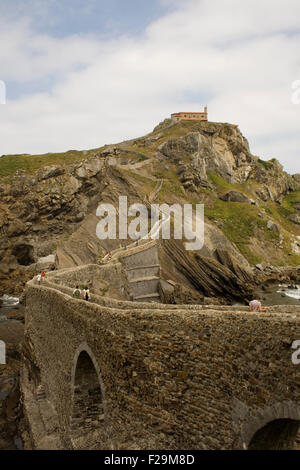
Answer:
21;263;300;450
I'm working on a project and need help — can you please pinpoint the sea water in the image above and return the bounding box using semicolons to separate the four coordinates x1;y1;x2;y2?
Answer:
277;284;300;300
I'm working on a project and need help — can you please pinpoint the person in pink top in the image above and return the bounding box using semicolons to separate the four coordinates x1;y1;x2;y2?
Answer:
249;299;267;312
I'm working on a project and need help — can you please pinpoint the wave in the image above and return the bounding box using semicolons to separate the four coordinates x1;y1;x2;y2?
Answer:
0;294;19;307
277;285;300;300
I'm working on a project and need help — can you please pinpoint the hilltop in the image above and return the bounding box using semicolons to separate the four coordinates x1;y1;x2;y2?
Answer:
0;118;300;299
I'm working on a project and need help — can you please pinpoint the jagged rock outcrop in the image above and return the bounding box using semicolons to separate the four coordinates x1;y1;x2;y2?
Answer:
155;122;300;200
214;249;254;285
219;190;255;204
0;158;108;293
162;239;253;301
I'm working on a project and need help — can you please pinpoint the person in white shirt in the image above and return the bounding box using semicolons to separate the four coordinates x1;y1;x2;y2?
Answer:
82;287;90;301
72;286;81;298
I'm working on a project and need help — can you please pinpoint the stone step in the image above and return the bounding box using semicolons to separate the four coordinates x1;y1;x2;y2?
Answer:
128;276;159;284
126;264;160;271
36;385;46;400
133;293;160;301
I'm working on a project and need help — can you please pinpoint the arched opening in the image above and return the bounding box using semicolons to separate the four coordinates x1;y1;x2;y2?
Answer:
70;350;105;449
248;419;300;450
12;243;35;266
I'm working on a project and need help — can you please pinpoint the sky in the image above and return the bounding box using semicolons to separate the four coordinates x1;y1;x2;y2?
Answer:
0;0;299;173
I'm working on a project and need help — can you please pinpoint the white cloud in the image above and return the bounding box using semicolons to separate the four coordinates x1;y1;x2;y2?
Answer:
0;0;300;174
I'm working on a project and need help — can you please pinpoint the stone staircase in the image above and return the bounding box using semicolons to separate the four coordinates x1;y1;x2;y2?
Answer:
121;244;161;302
98;178;166;302
128;274;160;302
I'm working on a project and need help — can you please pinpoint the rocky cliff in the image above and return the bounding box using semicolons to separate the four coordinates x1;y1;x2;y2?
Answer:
0;119;300;299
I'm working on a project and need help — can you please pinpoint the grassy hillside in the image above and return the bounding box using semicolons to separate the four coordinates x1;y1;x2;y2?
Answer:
0;147;107;178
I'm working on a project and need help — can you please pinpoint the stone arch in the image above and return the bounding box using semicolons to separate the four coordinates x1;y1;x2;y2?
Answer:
248;419;299;450
70;342;108;449
238;402;300;450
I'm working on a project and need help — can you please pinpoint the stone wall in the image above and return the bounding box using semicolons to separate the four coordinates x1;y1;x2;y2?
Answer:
121;243;159;269
46;263;128;298
22;279;300;450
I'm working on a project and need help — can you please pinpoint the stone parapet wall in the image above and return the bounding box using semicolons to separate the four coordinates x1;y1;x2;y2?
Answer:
23;280;300;450
129;278;160;297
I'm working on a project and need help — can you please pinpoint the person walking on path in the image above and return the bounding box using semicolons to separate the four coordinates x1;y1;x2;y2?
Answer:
82;287;90;301
72;286;81;298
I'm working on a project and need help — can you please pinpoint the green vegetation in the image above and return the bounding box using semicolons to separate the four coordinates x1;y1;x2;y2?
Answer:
0;146;107;178
261;191;300;236
154;169;186;202
281;190;300;210
207;173;254;198
257;158;274;170
203;173;300;265
205;199;281;264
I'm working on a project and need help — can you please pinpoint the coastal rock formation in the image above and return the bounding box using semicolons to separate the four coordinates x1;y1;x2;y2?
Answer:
0;119;299;297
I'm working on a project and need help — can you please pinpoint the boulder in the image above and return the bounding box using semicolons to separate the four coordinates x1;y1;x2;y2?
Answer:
219;191;252;203
34;254;56;271
37;165;65;181
255;263;264;271
287;213;300;225
74;159;105;179
267;220;280;232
